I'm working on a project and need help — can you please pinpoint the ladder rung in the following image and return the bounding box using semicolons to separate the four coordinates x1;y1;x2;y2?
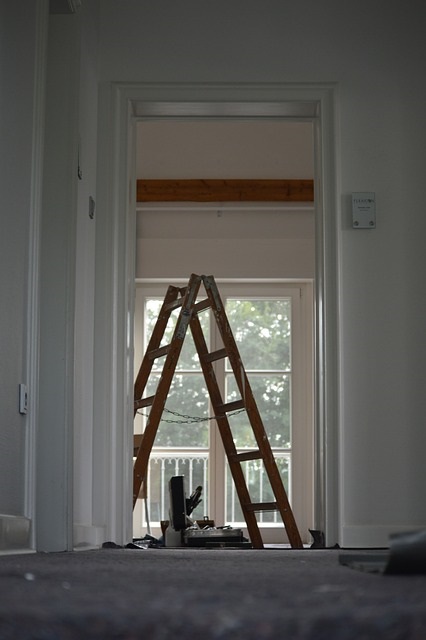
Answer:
148;345;171;360
193;298;211;313
202;348;227;363
231;450;262;463
216;399;245;414
134;395;155;410
244;502;279;512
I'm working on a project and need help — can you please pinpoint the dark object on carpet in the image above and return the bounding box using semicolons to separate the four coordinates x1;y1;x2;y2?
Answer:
339;529;426;574
309;528;340;549
309;529;325;548
102;534;163;550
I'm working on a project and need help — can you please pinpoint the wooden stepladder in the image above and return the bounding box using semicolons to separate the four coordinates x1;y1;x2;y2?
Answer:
133;274;303;549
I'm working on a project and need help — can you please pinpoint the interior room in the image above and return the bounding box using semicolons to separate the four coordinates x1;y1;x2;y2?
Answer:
2;0;426;636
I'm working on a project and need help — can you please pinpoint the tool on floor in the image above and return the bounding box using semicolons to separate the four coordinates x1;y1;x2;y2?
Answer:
164;476;246;548
133;273;303;549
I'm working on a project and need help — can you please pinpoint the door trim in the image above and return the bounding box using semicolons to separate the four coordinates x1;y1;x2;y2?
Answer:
95;82;340;546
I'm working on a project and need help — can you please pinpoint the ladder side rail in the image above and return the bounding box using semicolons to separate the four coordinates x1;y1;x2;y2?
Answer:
203;275;303;548
203;275;275;454
216;322;303;547
217;339;304;546
236;368;304;547
190;312;264;549
133;275;203;507
134;285;183;416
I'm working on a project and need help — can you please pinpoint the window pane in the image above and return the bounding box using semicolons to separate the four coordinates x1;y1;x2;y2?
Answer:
138;290;300;535
226;374;291;448
144;373;209;447
145;299;209;371
146;454;209;524
225;456;290;524
226;299;291;371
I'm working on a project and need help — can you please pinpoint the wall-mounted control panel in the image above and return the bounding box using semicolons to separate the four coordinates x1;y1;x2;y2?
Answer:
352;192;376;228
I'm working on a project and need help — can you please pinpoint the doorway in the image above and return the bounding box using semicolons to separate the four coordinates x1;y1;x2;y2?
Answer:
94;83;339;547
133;118;315;543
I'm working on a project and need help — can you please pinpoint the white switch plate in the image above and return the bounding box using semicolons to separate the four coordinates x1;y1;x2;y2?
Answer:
352;192;376;228
19;384;28;415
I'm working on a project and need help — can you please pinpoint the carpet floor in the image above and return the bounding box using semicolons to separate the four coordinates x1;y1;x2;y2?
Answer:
0;547;425;639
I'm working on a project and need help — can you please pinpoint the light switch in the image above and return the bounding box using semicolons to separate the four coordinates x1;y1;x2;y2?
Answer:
19;384;28;415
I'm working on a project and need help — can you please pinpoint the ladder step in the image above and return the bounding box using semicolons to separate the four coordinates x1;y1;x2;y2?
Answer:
216;399;245;414
148;344;171;360
193;298;211;313
202;348;227;363
134;395;155;410
231;449;262;462
244;502;279;512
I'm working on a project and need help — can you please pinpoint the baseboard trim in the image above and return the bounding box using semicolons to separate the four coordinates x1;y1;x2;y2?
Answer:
0;514;31;552
341;524;426;548
73;524;107;550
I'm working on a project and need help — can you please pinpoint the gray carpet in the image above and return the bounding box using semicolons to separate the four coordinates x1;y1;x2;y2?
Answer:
1;548;426;639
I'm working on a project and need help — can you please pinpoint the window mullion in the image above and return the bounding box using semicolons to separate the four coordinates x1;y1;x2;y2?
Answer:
210;305;226;525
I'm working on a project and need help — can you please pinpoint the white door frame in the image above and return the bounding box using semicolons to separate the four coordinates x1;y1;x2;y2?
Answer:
95;82;341;546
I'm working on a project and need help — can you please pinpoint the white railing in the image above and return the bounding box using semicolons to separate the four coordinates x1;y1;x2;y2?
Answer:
226;452;291;525
144;449;209;524
141;449;291;526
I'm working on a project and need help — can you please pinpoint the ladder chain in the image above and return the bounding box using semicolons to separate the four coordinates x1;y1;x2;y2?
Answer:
136;406;246;424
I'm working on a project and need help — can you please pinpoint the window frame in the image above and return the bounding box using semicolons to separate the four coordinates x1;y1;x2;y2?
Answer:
133;279;314;544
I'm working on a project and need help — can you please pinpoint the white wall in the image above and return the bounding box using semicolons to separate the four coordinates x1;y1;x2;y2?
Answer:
0;1;45;549
137;206;315;280
73;1;101;548
0;0;84;554
98;0;426;546
136;119;315;279
2;1;425;552
136;120;314;179
38;9;83;551
38;1;100;551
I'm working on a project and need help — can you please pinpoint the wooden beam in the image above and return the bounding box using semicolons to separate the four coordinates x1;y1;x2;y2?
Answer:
137;179;314;203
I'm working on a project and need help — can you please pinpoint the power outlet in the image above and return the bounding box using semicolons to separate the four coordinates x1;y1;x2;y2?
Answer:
19;384;28;415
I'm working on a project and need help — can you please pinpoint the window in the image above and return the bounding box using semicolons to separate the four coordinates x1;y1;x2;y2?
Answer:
133;281;314;543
